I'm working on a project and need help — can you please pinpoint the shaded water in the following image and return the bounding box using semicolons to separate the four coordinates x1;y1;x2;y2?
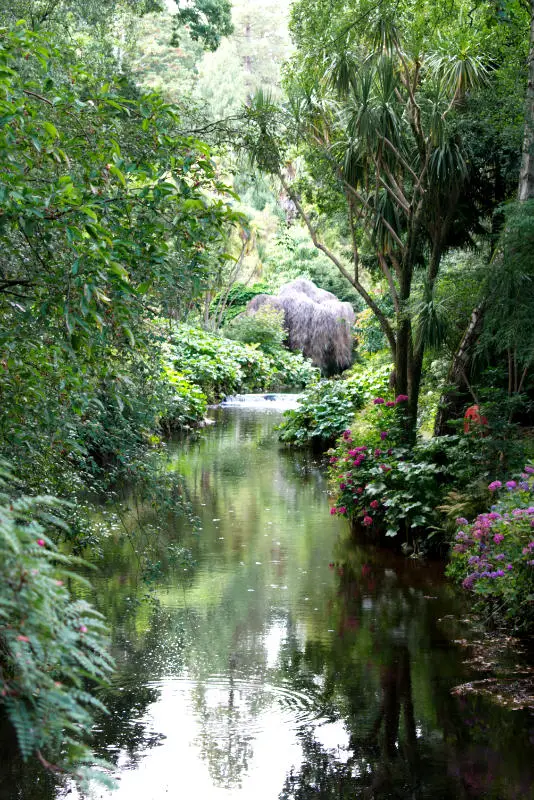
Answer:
3;406;534;799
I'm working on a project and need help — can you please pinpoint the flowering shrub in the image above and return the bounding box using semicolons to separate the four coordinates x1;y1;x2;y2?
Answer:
328;395;445;541
447;466;534;631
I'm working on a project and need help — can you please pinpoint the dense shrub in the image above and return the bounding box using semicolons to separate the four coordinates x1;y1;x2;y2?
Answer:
0;464;114;787
223;305;287;354
278;361;392;445
447;470;534;631
328;396;442;539
211;282;271;323
160;322;317;400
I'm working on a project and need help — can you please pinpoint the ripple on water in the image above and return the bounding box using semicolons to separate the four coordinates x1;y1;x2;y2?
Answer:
141;674;331;733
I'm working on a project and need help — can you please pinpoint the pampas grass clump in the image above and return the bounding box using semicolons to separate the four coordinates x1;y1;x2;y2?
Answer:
247;278;355;374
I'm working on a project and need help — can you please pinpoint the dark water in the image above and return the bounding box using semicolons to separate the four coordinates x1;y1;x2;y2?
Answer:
3;407;534;799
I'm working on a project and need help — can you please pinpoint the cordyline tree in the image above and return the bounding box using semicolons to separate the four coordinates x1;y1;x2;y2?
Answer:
243;0;509;438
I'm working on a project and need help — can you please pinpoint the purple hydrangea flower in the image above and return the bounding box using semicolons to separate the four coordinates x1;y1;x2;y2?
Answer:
488;481;502;492
373;397;385;405
506;480;517;491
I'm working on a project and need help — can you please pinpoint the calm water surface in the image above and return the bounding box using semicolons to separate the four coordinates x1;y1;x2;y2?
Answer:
3;407;534;799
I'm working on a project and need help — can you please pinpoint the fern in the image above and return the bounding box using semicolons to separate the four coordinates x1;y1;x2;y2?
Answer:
0;462;115;790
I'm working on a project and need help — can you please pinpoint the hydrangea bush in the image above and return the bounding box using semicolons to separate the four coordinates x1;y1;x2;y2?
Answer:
447;467;534;631
328;395;445;541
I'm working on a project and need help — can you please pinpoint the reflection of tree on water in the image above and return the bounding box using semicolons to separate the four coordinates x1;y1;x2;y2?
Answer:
278;544;534;800
190;623;275;790
192;664;255;789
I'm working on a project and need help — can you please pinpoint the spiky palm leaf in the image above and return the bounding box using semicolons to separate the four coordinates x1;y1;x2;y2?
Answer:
425;49;490;103
428;139;467;187
413;278;449;350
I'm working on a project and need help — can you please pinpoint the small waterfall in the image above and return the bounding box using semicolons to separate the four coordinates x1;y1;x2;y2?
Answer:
220;393;302;410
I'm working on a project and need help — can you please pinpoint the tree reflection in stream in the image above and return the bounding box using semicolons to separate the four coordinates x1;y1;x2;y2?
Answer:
279;546;534;799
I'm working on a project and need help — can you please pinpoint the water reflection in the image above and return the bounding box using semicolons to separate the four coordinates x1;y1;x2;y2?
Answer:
2;408;534;799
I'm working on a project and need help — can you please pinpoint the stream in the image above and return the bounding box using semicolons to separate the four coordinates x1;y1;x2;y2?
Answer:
3;401;534;799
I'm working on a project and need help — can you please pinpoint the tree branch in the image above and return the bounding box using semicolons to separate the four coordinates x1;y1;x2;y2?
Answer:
279;171;397;354
378;253;400;312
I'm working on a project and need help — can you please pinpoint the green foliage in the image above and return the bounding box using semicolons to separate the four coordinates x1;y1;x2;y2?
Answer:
278;361;392;445
0;463;114;786
223;305;286;354
160;368;207;428
447;471;534;631
330;389;529;547
0;24;241;489
479;200;534;376
160;322;318;401
171;0;233;52
328;398;445;541
212;281;271;324
354;297;394;354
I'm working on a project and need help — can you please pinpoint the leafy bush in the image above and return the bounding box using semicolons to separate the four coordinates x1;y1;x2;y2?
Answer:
0;464;114;787
223;306;287;354
447;469;534;631
160;369;208;429
329;391;529;549
268;349;319;391
160;322;317;400
161;323;275;400
278;361;392;446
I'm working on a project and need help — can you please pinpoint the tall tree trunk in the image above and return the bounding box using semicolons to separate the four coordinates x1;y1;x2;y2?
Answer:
519;0;534;201
434;303;485;435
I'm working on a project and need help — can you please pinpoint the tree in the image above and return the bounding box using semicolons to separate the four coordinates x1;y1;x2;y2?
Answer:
245;0;501;436
172;0;233;52
0;24;242;484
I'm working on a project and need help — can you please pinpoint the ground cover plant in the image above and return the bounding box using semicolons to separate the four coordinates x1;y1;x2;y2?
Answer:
278;360;392;446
